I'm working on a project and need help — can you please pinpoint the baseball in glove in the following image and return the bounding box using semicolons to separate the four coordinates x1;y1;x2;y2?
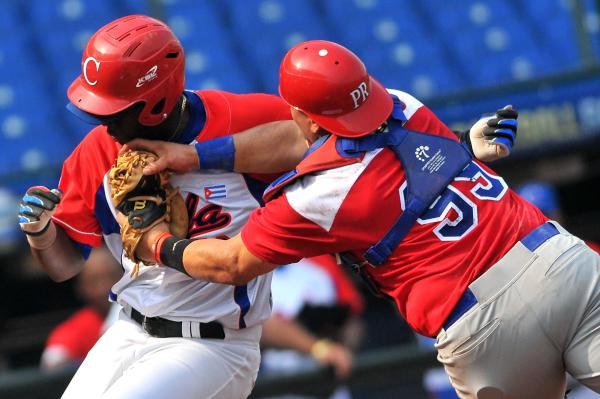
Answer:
109;150;188;277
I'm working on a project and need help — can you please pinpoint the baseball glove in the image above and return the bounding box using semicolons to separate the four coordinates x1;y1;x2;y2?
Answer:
109;150;188;277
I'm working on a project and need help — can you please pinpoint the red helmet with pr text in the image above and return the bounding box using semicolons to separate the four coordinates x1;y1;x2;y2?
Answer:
279;40;392;137
67;15;185;126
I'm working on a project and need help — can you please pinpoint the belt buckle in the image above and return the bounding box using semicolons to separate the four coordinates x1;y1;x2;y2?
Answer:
142;315;160;337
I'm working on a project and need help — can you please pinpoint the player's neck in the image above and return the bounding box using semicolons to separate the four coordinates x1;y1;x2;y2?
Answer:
166;94;190;142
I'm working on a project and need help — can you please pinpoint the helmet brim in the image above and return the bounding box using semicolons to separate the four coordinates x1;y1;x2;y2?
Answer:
67;76;135;118
65;102;119;125
305;76;392;138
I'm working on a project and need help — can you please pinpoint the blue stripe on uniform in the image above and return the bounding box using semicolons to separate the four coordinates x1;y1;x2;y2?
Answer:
234;285;250;329
71;239;92;260
242;174;269;206
94;185;120;236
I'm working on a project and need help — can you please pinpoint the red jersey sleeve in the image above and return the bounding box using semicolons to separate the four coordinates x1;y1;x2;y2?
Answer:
195;91;291;141
241;194;358;265
404;104;457;140
53;127;120;247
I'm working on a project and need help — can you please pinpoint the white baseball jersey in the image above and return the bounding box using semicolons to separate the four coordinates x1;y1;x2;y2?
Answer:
103;169;273;329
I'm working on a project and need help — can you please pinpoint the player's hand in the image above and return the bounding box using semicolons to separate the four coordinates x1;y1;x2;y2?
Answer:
122;139;199;175
469;105;518;162
18;186;62;235
310;339;353;379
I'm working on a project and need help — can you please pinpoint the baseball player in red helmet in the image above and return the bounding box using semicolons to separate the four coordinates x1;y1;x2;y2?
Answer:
131;40;600;398
17;15;305;398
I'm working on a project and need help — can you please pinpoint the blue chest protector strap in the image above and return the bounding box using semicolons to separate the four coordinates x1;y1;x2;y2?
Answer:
337;120;473;265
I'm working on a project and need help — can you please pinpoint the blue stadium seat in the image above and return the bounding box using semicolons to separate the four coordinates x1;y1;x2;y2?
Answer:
162;1;257;93
28;0;117;29
0;107;73;176
351;33;461;97
582;0;600;61
118;0;152;15
412;0;578;88
514;0;581;70
415;1;561;89
27;0;119;100
322;0;466;95
0;1;25;34
0;22;81;176
224;0;334;93
322;0;428;48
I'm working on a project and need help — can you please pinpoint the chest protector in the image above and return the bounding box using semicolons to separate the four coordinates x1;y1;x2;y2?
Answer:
263;95;473;267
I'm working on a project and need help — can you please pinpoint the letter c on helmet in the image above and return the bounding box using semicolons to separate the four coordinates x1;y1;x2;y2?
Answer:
83;56;100;86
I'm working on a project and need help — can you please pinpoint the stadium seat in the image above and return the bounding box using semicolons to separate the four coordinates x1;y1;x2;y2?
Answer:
513;0;581;70
27;0;116;28
0;105;73;177
0;1;25;34
223;0;334;93
118;0;153;15
161;1;257;92
582;0;600;61
357;37;463;99
322;0;428;47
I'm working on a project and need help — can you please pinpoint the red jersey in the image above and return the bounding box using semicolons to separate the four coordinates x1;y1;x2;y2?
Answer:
45;307;104;361
53;91;291;251
241;90;547;337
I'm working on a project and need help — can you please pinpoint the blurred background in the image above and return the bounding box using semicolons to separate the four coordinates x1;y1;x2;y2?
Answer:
1;0;599;397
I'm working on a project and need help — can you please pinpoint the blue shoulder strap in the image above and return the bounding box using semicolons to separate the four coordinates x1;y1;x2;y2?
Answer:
337;119;472;265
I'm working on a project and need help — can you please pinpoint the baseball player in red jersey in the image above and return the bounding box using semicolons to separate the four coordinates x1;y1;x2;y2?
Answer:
131;40;600;398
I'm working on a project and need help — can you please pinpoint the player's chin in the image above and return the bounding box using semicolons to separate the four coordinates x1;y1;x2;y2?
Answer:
107;128;137;145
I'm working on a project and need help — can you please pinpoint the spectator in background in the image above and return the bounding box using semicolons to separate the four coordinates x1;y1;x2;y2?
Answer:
40;246;121;371
516;181;600;253
260;255;364;398
0;187;20;254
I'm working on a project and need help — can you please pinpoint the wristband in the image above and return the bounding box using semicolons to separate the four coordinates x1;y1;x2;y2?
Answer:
27;222;57;250
152;232;174;264
195;136;235;171
155;235;193;276
457;130;474;156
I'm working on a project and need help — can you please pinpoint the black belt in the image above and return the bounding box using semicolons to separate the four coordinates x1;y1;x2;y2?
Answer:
129;308;225;339
442;222;561;331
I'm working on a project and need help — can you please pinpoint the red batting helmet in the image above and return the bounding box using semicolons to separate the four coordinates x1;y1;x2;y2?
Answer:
67;15;185;126
279;40;392;138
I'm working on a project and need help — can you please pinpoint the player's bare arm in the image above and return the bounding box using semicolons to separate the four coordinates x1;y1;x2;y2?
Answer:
18;187;84;281
125;107;517;176
31;227;85;281
135;225;273;285
125;120;307;175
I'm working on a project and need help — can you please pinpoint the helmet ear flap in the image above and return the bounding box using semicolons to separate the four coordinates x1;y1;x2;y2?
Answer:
150;99;167;116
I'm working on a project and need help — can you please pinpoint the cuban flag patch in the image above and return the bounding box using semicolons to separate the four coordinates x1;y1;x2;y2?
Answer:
204;184;227;200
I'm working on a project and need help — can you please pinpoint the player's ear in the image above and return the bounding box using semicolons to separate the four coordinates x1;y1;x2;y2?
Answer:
308;118;321;135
